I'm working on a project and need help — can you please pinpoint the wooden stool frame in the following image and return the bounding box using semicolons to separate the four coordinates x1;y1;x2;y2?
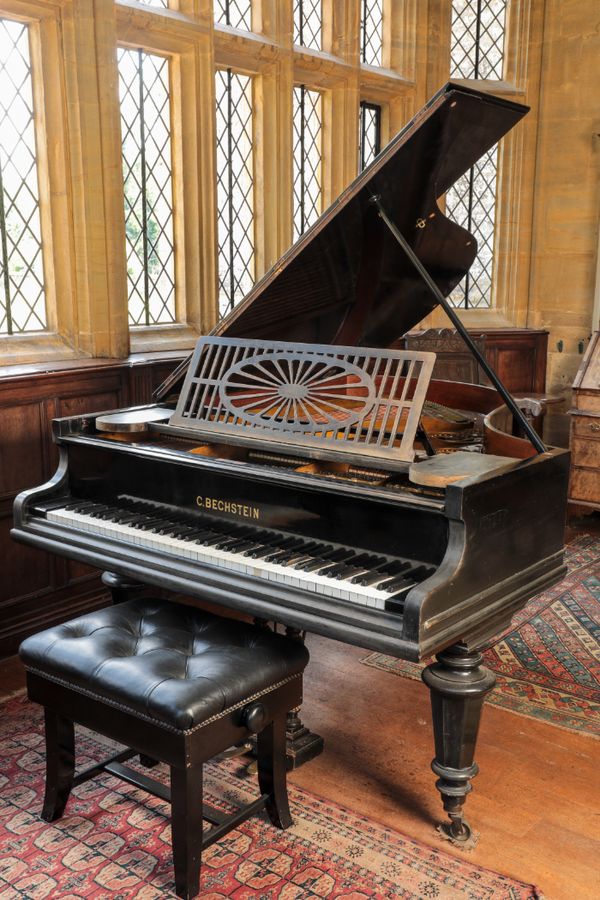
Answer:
26;670;303;900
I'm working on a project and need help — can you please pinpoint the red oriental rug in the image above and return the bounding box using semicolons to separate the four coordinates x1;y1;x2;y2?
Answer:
0;696;542;899
362;534;600;738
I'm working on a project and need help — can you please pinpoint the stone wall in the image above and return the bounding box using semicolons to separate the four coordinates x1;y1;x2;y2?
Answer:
528;0;600;398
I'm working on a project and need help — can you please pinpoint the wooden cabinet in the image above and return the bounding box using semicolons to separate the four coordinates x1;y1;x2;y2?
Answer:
0;352;185;659
401;328;549;393
568;330;600;509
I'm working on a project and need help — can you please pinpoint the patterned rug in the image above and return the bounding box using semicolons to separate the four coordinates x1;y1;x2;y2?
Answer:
362;533;600;737
0;697;542;899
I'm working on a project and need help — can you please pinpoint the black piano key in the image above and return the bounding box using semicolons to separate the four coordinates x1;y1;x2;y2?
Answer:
83;504;110;517
117;511;150;525
322;561;356;579
168;525;200;539
381;576;414;593
339;554;386;582
282;542;324;564
263;539;307;563
198;532;229;547
347;553;378;570
66;500;100;513
292;545;333;569
141;518;174;532
352;559;410;586
300;552;341;573
352;567;394;587
96;507;127;521
270;541;322;566
249;536;298;560
193;531;221;545
307;548;355;574
180;528;212;542
227;539;258;554
214;535;250;551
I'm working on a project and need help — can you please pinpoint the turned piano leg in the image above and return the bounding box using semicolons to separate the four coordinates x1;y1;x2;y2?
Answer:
422;643;496;844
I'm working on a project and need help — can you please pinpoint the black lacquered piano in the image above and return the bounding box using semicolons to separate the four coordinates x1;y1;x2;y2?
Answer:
12;83;569;843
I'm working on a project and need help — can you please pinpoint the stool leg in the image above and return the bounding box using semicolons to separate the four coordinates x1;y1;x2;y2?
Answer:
257;714;293;830
41;708;75;822
170;764;203;900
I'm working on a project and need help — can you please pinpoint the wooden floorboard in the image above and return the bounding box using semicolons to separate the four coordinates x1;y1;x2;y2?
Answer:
2;516;598;899
292;633;600;900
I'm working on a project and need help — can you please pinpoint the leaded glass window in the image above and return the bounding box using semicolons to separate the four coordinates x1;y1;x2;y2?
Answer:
359;101;381;171
215;0;252;31
360;0;383;67
215;69;254;318
119;48;175;327
0;19;46;335
294;1;322;51
446;146;498;308
293;86;322;240
448;1;508;308
450;0;508;80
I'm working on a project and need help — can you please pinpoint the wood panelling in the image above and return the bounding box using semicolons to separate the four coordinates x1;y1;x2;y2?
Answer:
58;391;121;418
0;402;46;497
0;517;52;605
0;353;185;659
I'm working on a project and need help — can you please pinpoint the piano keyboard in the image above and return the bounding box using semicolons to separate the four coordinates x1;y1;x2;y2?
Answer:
39;498;435;612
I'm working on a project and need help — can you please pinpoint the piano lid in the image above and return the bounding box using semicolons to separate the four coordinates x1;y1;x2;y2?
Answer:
155;83;528;401
214;82;528;347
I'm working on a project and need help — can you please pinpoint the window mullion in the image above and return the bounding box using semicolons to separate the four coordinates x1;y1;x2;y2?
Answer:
0;160;13;335
137;50;150;328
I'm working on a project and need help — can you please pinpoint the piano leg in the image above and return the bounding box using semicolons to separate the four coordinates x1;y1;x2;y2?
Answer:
422;643;496;844
283;626;325;768
102;571;147;605
250;622;324;769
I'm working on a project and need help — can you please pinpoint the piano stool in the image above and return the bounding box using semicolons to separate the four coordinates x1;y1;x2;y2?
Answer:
18;598;309;899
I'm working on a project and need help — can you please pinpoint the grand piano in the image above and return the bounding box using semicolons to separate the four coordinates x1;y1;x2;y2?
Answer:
12;83;569;844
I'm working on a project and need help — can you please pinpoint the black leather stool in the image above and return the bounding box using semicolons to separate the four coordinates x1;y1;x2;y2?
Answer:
19;598;309;899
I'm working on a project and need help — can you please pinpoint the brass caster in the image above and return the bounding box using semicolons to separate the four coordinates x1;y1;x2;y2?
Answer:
437;818;478;849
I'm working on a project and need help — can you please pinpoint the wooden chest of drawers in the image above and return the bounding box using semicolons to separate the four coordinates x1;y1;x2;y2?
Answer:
569;330;600;509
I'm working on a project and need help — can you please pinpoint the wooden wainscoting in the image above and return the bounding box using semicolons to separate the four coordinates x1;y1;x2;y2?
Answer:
0;353;184;659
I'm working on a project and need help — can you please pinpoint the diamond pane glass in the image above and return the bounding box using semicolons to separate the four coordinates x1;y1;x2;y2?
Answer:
361;0;383;66
0;19;46;335
216;70;254;318
294;0;322;51
446;145;498;309
215;0;252;31
293;86;322;241
119;48;175;327
451;0;508;80
359;101;381;171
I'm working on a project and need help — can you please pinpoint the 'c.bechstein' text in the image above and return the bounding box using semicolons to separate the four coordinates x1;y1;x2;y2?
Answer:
196;496;260;519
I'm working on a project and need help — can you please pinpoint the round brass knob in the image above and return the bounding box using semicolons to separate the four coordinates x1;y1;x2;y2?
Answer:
243;702;268;733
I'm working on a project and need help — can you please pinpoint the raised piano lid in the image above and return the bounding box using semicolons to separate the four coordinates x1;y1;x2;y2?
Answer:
155;82;528;400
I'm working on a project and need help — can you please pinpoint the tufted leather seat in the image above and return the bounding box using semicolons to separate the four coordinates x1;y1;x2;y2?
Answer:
21;596;310;899
20;598;309;731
